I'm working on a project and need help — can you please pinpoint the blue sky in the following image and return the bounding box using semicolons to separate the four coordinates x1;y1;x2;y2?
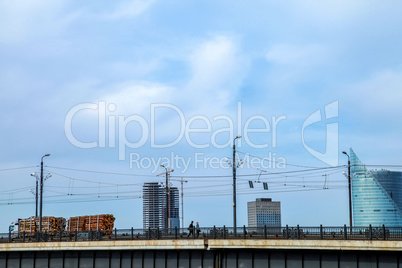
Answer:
1;0;402;232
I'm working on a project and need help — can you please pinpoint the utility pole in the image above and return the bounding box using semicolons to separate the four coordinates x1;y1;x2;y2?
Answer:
39;154;50;238
342;151;352;234
233;135;241;237
35;177;38;218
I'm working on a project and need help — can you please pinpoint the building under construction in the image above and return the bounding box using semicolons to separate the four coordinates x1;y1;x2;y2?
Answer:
142;182;180;230
168;187;179;229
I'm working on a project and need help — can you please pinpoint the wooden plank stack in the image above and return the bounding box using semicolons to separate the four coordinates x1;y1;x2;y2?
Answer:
18;217;66;233
67;214;115;232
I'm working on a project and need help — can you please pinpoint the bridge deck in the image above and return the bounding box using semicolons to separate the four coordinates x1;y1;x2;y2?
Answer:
1;239;402;252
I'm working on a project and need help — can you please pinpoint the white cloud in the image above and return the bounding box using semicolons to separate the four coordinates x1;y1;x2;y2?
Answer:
266;43;331;67
346;68;402;116
185;35;248;113
0;0;76;44
0;0;154;45
288;0;374;27
261;43;334;106
109;60;160;78
99;81;174;115
106;0;154;20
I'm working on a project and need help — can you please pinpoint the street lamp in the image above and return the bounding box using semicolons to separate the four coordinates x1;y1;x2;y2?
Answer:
39;154;50;236
30;173;39;217
342;151;352;234
233;135;242;237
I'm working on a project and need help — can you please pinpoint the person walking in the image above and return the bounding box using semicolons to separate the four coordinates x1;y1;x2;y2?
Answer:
196;222;201;238
187;221;194;237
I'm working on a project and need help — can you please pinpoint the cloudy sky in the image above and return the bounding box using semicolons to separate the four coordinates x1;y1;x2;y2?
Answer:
1;0;402;232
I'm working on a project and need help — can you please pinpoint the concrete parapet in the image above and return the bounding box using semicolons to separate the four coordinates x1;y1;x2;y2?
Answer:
0;239;401;252
207;239;402;251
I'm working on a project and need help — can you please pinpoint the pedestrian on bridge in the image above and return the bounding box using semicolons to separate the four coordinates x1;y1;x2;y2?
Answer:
196;222;201;238
187;221;194;237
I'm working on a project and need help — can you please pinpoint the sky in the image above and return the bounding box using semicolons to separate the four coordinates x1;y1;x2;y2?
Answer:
1;0;402;233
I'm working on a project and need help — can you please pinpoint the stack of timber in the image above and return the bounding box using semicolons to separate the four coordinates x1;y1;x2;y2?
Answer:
18;217;66;233
18;217;37;233
47;217;66;231
67;214;115;232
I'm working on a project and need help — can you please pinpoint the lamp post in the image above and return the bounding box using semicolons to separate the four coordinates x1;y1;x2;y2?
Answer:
160;165;168;230
342;151;352;234
233;135;242;237
39;154;50;236
30;173;39;217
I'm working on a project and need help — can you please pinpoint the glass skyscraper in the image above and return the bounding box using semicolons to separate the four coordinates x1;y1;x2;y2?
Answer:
350;149;402;227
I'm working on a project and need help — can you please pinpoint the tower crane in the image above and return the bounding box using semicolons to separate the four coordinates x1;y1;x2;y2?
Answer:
157;166;174;229
169;178;188;229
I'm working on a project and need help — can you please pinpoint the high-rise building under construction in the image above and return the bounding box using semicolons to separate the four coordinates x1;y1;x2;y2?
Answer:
143;182;180;229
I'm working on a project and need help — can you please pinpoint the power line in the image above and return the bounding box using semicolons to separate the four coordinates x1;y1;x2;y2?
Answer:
185;186;347;198
0;166;38;172
236;151;324;168
46;166;152;177
0;195;142;206
46;170;143;187
171;165;345;179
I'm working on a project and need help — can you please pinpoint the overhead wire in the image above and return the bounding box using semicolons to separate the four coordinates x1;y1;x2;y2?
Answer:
236;151;327;168
0;166;38;172
46;166;152;177
0;160;350;207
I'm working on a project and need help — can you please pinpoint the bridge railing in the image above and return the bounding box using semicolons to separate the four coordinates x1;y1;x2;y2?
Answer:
3;225;402;243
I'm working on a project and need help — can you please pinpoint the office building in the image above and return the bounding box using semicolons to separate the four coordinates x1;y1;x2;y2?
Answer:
350;149;402;227
248;198;281;227
142;182;180;229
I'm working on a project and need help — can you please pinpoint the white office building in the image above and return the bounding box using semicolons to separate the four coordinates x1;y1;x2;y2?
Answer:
248;198;281;227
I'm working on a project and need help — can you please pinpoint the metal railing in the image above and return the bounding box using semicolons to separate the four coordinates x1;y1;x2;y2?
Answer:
2;225;402;243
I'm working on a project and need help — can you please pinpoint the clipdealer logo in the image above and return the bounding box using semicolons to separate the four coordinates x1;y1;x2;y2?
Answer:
64;102;287;160
128;151;286;173
301;101;339;166
64;101;339;169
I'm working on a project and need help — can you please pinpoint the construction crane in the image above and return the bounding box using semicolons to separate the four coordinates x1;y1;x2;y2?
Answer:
157;166;174;229
169;177;188;229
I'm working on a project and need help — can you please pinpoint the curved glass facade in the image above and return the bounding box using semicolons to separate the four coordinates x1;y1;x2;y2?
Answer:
350;149;402;227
